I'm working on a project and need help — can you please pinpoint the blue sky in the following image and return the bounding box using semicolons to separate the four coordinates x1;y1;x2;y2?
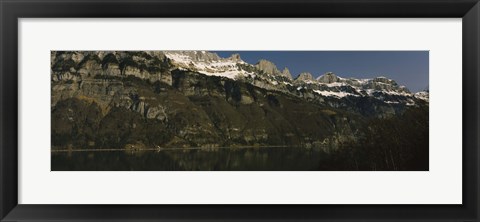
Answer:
213;51;429;92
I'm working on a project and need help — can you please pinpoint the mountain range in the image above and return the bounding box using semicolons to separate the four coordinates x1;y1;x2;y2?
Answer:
51;51;428;152
160;51;428;103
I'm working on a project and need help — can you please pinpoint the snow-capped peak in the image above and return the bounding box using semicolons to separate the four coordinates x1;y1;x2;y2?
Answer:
163;51;424;105
294;72;417;103
164;51;252;79
414;90;429;102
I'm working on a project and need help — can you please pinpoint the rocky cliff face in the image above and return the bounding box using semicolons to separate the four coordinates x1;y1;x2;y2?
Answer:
317;72;339;83
295;72;314;82
255;59;280;76
51;51;428;150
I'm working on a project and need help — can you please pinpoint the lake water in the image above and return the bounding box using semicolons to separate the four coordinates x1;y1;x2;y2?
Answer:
51;146;334;171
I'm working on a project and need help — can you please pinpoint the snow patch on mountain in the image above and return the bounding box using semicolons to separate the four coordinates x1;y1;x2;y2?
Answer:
313;90;360;98
414;91;429;101
164;51;254;80
385;101;400;104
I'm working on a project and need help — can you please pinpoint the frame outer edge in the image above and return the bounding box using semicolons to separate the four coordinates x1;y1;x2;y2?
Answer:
463;2;480;221
0;0;6;220
0;0;3;218
476;3;480;221
474;4;480;222
0;0;19;221
1;0;480;221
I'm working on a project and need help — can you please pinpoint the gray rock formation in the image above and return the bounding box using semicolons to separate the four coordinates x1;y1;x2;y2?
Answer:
317;72;339;83
229;53;242;62
295;72;314;82
282;68;293;79
363;77;410;93
166;51;221;63
255;59;281;76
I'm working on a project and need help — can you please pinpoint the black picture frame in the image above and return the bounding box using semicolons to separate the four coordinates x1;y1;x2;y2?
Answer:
1;0;479;221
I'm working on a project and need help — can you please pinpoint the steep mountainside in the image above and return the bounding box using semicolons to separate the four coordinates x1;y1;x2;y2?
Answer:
51;51;428;150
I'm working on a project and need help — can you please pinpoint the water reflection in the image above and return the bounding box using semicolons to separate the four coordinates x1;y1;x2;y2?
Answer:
51;146;331;171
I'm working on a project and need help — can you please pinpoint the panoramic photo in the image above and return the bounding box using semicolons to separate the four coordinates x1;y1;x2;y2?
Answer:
51;51;429;171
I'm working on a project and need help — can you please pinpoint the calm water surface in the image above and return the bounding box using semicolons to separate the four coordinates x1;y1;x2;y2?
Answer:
51;146;333;171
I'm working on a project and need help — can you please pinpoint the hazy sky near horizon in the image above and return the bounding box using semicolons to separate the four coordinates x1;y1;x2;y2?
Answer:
213;51;429;92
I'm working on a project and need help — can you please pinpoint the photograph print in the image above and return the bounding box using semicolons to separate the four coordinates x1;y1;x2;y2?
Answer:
51;51;429;171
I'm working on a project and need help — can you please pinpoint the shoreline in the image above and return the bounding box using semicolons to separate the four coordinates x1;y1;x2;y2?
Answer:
51;145;292;153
